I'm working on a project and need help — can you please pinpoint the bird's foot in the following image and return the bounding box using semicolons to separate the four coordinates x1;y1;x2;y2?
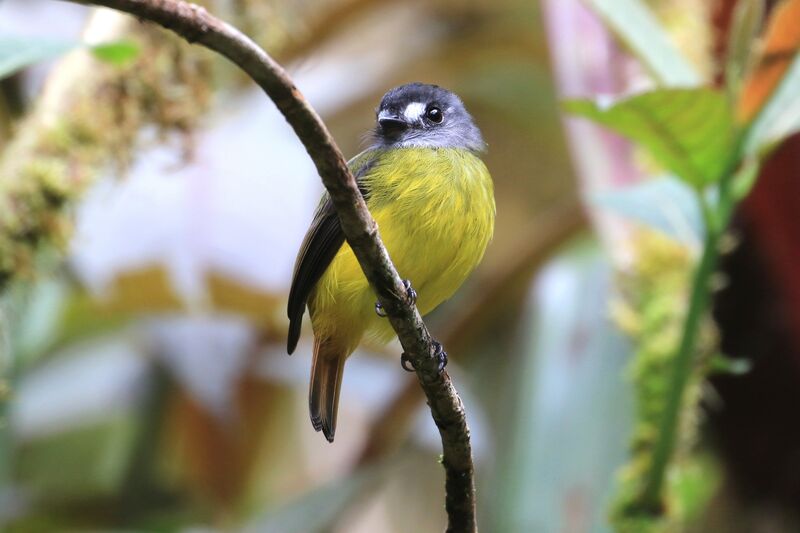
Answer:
375;279;417;317
433;341;448;373
402;279;417;305
400;341;448;374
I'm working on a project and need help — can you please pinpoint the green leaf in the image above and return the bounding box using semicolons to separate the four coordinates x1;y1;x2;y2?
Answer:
590;176;703;245
90;41;140;66
0;36;77;79
581;0;700;87
667;455;722;522
744;52;800;156
489;240;632;533
708;354;752;376
725;0;765;98
565;88;736;186
9;279;69;366
246;464;381;533
0;36;141;80
16;415;139;497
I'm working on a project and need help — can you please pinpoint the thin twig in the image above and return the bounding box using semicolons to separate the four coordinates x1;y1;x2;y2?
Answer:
59;0;477;530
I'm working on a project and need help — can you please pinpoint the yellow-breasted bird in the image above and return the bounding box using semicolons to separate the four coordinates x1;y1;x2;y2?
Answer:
287;83;495;442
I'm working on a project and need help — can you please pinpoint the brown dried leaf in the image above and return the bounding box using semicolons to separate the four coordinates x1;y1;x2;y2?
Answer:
737;0;800;122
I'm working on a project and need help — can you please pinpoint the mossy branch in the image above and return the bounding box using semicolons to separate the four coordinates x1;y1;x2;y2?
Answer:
57;0;478;530
0;10;212;288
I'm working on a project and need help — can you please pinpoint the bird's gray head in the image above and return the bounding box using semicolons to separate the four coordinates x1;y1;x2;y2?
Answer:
370;83;485;152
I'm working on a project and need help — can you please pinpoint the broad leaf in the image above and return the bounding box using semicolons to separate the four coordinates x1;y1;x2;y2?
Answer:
737;0;800;122
8;279;69;366
590;176;703;246
246;466;380;533
725;0;766;98
0;36;77;79
90;41;140;66
489;241;632;533
0;36;141;79
581;0;700;87
565;88;736;186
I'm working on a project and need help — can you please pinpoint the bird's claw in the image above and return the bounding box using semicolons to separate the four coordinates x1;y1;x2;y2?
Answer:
375;279;417;317
400;341;448;374
400;352;415;372
402;279;417;305
433;341;448;373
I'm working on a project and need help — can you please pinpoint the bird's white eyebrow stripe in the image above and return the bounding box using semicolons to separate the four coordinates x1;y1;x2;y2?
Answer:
404;102;426;121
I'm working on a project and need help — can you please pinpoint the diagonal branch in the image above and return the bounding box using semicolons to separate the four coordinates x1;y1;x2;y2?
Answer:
58;0;477;530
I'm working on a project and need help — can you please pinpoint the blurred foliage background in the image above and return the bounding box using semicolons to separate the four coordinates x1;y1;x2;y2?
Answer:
0;0;798;532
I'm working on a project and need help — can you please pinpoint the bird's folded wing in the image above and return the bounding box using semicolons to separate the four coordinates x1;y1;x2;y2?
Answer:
286;150;379;353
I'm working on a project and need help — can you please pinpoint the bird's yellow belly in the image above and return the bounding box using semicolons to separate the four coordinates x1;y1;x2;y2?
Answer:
309;148;494;352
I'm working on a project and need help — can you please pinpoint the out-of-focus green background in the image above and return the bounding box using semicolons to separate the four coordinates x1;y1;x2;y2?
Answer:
0;0;799;531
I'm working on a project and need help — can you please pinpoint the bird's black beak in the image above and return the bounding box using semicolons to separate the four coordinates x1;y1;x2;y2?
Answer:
378;111;408;135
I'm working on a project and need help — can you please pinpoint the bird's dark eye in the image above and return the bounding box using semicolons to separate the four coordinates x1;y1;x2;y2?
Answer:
426;106;443;123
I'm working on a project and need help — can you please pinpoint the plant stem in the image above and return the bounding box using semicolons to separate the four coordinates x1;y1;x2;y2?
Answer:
639;228;718;509
639;183;735;511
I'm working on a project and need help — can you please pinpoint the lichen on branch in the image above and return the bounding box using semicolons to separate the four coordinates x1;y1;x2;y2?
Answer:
0;10;212;288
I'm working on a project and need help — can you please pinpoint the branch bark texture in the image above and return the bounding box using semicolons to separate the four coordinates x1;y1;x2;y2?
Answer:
60;0;477;530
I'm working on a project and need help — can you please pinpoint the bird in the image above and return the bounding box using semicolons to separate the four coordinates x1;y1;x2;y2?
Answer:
287;82;495;442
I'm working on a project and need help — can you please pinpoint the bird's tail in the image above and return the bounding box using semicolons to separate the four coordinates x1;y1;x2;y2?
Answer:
309;336;347;443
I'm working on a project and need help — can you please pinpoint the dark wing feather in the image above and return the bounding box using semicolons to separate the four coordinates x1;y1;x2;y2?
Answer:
287;198;344;353
286;151;378;354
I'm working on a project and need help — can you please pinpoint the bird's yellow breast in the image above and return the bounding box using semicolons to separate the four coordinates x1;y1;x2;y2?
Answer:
309;147;495;352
